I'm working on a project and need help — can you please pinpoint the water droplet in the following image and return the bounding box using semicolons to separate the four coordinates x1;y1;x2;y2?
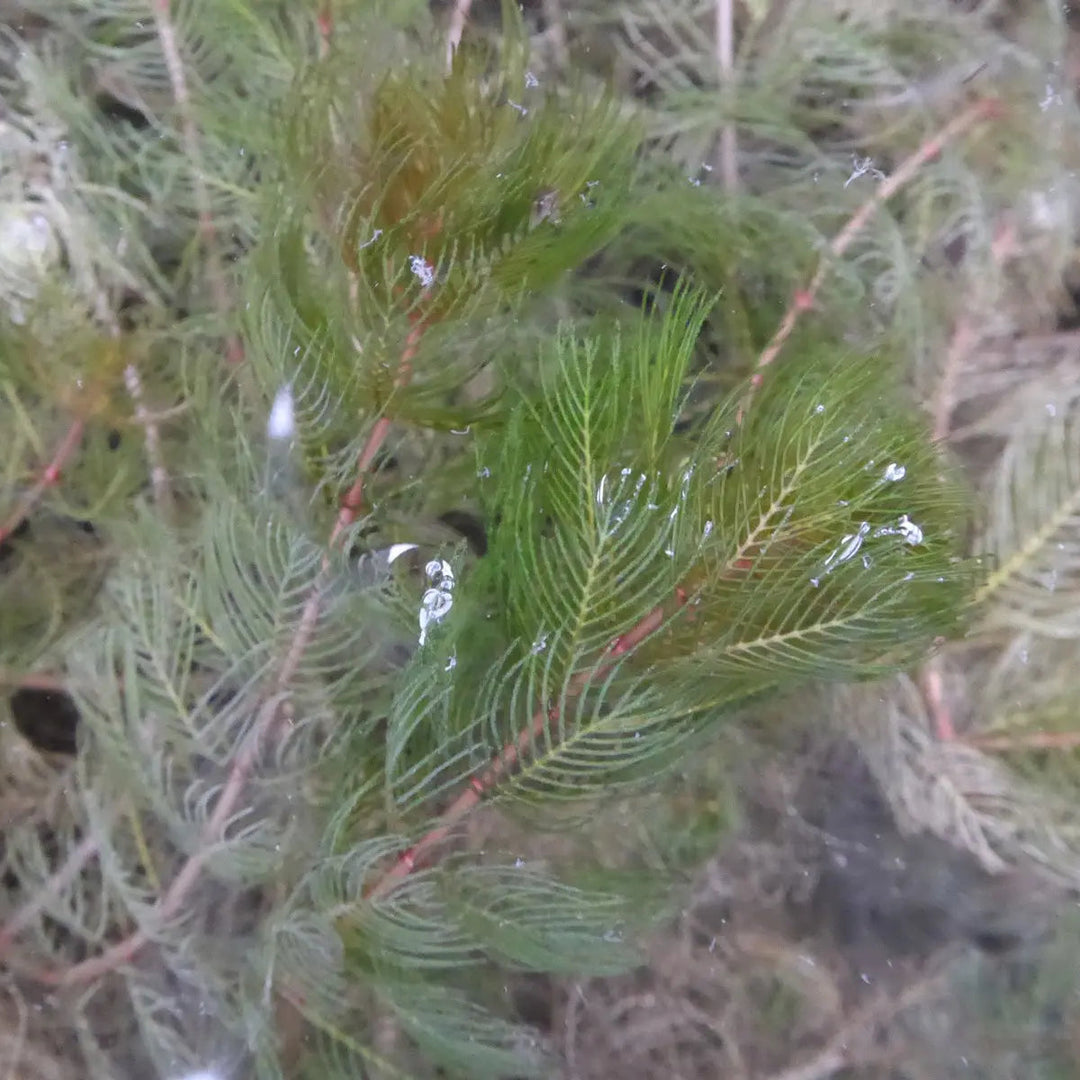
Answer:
815;403;825;414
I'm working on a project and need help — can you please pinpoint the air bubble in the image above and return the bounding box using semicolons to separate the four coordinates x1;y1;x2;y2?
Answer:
409;253;435;288
267;385;294;441
896;514;923;545
822;521;871;572
419;559;455;645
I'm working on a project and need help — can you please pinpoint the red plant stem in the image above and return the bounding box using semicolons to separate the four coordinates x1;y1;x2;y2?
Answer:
21;323;425;987
742;97;999;413
0;669;66;693
932;217;1017;442
363;101;1003;904
365;599;673;901
153;0;243;365
919;663;955;742
445;0;474;71
966;731;1080;753
0;418;85;545
329;318;422;545
317;6;333;58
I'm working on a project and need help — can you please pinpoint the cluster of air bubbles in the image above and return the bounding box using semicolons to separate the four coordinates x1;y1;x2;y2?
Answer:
665;464;695;557
595;467;653;538
419;559;455;645
811;512;925;587
844;154;885;188
408;253;436;288
876;514;924;546
531;631;548;655
882;462;906;482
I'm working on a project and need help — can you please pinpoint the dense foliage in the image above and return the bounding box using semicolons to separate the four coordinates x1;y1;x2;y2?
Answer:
1;2;1079;1078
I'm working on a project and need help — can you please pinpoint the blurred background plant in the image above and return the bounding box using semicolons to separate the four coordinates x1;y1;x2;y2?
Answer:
1;1;1079;1078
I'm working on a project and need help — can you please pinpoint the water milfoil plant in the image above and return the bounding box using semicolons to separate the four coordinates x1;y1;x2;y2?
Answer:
1;1;1076;1078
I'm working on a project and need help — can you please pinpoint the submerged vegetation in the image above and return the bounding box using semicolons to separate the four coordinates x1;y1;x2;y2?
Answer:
0;1;1079;1077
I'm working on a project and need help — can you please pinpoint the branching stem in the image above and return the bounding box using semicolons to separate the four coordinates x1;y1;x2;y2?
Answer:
364;99;1001;905
0;670;66;693
123;361;173;516
715;0;738;193
741;97;1000;417
18;319;426;986
445;0;474;73
0;418;85;545
152;0;243;366
365;597;675;901
966;730;1080;752
932;216;1018;442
